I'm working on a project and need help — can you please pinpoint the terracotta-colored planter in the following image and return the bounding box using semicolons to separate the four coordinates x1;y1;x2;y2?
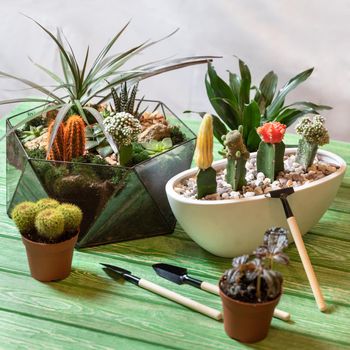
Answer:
22;233;78;282
219;286;281;343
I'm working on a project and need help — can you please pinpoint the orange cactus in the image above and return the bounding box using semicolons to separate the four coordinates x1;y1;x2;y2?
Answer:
47;120;65;161
64;115;86;161
257;122;286;144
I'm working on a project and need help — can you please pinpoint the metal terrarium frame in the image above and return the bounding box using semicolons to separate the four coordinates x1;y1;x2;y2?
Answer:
6;99;196;248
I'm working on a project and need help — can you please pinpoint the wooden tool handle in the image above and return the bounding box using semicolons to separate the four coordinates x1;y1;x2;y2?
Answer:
201;281;220;295
287;216;327;312
200;281;291;321
138;278;222;321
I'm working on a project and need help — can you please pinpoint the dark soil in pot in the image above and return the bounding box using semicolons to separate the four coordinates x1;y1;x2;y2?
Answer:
219;285;281;343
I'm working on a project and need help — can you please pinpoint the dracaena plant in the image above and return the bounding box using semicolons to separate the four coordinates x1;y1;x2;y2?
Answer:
190;59;331;152
220;227;289;303
0;16;214;158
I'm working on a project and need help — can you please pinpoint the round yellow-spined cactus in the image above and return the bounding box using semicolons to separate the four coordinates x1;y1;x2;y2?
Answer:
195;113;214;170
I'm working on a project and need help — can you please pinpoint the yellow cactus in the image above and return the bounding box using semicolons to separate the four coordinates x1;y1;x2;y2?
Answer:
195;114;214;170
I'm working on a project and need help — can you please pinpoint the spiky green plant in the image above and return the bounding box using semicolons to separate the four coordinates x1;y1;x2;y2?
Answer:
188;59;331;152
111;83;146;118
19;125;46;143
0;17;214;158
11;201;38;233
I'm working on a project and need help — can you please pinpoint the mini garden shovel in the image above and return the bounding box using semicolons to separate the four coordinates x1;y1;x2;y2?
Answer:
101;263;222;321
268;187;327;312
153;263;290;321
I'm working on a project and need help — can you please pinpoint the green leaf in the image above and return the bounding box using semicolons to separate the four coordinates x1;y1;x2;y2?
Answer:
238;59;251;106
281;101;332;111
274;108;314;126
266;68;314;119
83;106;119;155
254;71;278;112
242;101;261;151
228;71;241;103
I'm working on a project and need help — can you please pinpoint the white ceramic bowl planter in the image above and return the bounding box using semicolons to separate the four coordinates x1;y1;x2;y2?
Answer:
166;148;347;258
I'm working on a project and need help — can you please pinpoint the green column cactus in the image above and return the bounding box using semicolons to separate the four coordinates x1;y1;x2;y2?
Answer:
35;208;65;240
57;203;83;232
11;201;38;234
195;114;217;198
223;126;250;191
256;122;286;180
295;115;329;169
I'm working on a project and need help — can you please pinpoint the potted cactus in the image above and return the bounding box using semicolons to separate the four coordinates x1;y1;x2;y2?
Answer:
166;111;346;257
3;18;213;247
11;198;82;281
219;227;289;343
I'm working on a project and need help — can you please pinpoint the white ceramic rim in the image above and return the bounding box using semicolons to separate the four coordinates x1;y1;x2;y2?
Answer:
166;148;347;205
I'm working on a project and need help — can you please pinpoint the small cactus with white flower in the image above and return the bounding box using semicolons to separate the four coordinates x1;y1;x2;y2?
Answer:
103;112;142;166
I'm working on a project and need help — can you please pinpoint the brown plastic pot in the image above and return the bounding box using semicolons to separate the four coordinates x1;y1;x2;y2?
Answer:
22;233;78;282
219;285;281;343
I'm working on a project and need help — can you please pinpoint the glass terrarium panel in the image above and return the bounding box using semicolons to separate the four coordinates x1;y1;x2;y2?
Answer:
7;160;48;214
77;169;170;248
30;159;126;240
6;120;30;207
160;102;196;140
135;139;196;225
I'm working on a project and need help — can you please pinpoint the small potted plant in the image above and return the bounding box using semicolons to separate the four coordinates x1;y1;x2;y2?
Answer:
219;227;289;343
11;198;83;282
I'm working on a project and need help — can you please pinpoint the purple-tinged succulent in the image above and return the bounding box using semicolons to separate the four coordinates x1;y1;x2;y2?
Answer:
220;227;289;303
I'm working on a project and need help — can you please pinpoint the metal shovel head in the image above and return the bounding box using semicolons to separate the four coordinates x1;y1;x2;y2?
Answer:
101;263;131;277
268;186;295;198
153;263;188;284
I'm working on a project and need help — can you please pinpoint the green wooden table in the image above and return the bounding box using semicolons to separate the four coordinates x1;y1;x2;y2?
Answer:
1;111;350;349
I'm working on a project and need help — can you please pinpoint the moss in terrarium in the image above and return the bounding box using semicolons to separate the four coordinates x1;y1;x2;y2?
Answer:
170;125;186;145
132;142;150;165
26;148;47;160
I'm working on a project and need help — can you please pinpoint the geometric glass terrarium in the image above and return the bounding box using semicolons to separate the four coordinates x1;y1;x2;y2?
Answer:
6;100;196;248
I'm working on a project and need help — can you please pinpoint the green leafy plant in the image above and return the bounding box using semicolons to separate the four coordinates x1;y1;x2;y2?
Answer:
220;227;289;303
141;137;173;155
19;125;46;143
0;16;214;158
190;60;331;152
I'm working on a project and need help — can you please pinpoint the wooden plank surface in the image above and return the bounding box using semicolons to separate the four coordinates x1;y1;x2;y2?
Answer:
1;116;350;349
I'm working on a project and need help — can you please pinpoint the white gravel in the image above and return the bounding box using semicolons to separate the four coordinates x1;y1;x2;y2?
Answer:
175;154;338;200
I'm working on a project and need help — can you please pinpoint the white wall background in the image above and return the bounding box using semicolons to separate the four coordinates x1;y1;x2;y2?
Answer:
1;0;349;141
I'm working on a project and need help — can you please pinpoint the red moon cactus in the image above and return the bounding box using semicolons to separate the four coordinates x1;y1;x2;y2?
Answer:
257;122;286;144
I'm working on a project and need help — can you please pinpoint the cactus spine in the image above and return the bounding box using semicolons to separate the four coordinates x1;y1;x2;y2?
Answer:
35;198;60;212
11;202;38;234
57;203;83;232
64;115;86;161
223;126;250;191
35;208;65;239
195;114;217;198
296;115;329;169
256;122;286;180
47;120;65;161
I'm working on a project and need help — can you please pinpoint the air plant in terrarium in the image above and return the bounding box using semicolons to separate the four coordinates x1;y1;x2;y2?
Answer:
219;227;289;343
0;16;214;160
